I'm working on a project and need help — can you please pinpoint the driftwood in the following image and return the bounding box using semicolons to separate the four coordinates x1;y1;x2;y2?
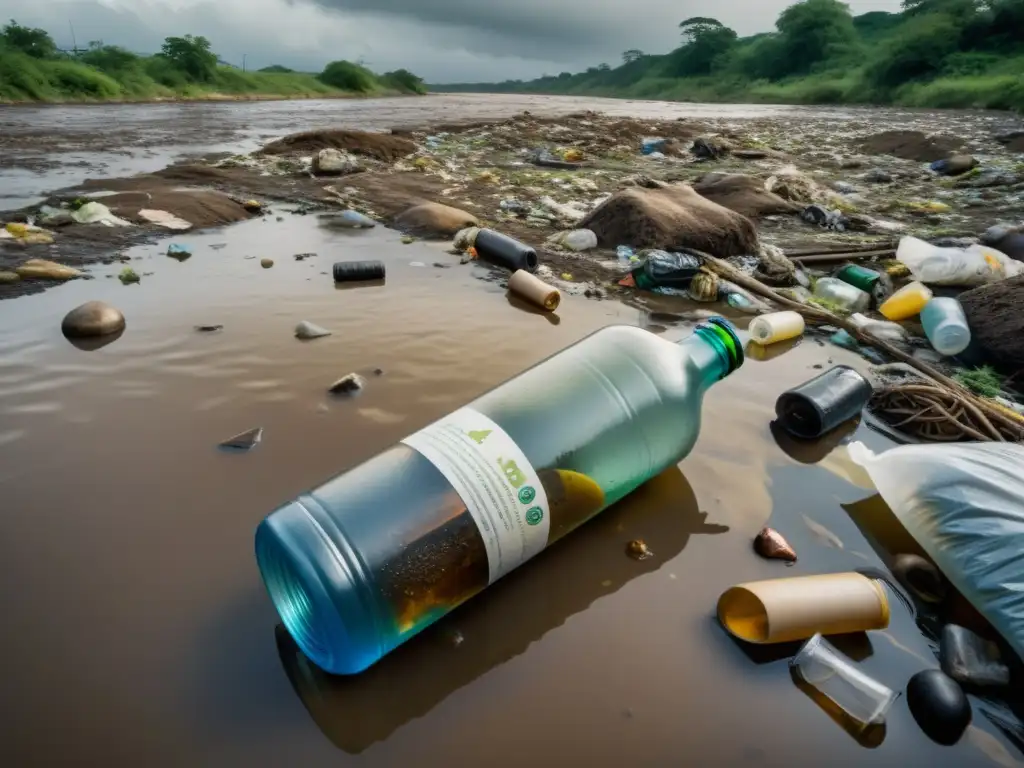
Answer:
697;251;1024;441
791;249;897;265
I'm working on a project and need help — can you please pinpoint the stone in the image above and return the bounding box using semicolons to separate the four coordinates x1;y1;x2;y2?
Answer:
0;271;20;283
295;321;331;340
318;210;376;229
394;202;479;236
865;169;893;184
219;427;262;451
940;624;1010;688
932;154;978;176
16;259;81;280
328;373;366;395
312;148;362;176
579;184;759;257
61;301;125;338
260;258;274;268
959;274;1024;369
691;136;733;159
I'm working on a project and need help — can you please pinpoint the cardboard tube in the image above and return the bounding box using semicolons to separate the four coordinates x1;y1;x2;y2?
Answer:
717;572;890;644
508;270;560;312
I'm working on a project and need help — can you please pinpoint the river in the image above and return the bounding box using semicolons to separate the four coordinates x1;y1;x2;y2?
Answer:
0;94;1021;768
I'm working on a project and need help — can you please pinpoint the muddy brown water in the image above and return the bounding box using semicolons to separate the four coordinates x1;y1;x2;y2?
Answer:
1;95;1022;767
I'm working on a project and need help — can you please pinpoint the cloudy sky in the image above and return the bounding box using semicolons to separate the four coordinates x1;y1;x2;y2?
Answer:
0;0;902;83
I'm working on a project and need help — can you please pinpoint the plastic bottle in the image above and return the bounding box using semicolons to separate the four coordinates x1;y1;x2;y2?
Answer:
256;319;744;674
474;229;538;273
812;277;871;313
920;297;971;356
749;311;805;345
848;313;908;343
879;281;933;321
895;236;1022;287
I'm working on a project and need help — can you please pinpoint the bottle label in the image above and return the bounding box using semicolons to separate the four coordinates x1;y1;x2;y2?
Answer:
401;407;550;584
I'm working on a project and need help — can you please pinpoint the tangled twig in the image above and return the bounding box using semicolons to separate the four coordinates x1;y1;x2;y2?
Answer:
870;384;1023;442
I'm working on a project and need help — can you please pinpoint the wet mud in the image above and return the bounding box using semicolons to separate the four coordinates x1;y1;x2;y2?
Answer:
0;94;1022;767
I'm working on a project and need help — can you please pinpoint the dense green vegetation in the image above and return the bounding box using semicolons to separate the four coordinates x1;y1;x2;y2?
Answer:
434;0;1024;110
0;20;426;102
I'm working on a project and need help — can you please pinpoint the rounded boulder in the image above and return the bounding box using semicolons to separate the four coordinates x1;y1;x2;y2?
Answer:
61;301;126;338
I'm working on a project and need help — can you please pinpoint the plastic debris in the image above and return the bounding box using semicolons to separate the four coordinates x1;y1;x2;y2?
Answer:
167;244;192;260
620;249;702;292
750;312;805;346
70;202;131;227
812;277;871;313
508;270;560;311
333;260;385;282
319;210;377;229
616;245;636;262
896;236;1022;287
474;229;539;273
640;137;667;155
139;209;192;230
802;204;849;231
776;366;873;439
626;539;653;560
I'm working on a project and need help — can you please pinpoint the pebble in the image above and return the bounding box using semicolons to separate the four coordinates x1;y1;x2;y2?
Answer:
295;321;331;340
219;427;263;451
61;301;126;338
328;373;366;395
260;258;274;268
195;325;223;332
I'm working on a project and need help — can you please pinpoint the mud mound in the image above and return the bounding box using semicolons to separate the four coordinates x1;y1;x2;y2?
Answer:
693;174;800;218
960;275;1024;371
103;190;253;229
859;131;962;162
580;184;758;257
259;130;416;162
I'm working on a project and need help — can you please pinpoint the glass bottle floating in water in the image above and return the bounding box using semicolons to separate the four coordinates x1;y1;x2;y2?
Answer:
255;318;744;674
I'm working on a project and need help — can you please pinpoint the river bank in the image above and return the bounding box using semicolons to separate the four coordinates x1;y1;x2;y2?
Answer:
0;94;1022;767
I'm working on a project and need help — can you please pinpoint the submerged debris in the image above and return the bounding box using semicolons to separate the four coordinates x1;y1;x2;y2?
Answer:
219;427;263;451
295;321;332;340
626;539;653;561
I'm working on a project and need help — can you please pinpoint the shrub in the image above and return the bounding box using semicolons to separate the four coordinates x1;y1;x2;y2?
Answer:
319;60;376;92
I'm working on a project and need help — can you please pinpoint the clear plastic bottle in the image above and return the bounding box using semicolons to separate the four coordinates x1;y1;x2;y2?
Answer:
879;281;932;321
813;277;871;313
749;311;805;345
920;297;971;356
256;319;744;674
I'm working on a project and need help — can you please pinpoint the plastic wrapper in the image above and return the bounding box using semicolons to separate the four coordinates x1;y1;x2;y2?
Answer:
849;441;1024;662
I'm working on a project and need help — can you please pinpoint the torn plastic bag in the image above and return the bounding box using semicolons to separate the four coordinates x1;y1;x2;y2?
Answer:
849;441;1024;662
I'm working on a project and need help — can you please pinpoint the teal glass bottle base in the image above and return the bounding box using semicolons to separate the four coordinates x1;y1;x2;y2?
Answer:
255;498;382;675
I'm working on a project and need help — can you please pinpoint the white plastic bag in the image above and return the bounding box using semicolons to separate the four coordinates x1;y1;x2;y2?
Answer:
896;236;1024;287
849;441;1024;660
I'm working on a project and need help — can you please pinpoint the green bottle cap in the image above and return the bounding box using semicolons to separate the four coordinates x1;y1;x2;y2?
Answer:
696;316;744;377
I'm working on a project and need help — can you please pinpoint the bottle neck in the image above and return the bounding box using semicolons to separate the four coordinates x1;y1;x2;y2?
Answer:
679;319;743;388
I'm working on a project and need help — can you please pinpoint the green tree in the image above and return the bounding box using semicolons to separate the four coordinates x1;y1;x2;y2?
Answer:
80;43;140;73
775;0;858;76
666;17;738;76
319;60;375;92
259;64;294;73
383;68;426;93
0;19;56;58
622;49;644;64
160;34;217;81
597;63;611;71
868;10;963;88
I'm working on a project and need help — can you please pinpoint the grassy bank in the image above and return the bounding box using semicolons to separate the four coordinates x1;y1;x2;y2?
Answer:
0;24;427;104
433;0;1024;112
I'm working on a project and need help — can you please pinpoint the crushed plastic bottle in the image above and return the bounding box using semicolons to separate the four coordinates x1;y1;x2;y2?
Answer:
641;137;668;155
624;250;703;291
812;277;871;313
849;313;909;343
616;245;636;263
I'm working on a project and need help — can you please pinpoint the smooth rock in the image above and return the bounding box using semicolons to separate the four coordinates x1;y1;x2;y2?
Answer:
907;669;971;746
312;148;362;176
16;259;81;281
753;527;797;563
328;373;366;395
960;275;1024;369
931;155;978;177
319;210;377;229
864;168;893;184
295;321;331;340
940;624;1010;688
395;202;479;236
891;554;946;603
0;271;20;283
219;427;263;451
61;301;126;338
261;258;274;268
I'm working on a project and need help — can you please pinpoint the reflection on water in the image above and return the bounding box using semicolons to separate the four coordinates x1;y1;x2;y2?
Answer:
0;210;1020;766
276;467;720;753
